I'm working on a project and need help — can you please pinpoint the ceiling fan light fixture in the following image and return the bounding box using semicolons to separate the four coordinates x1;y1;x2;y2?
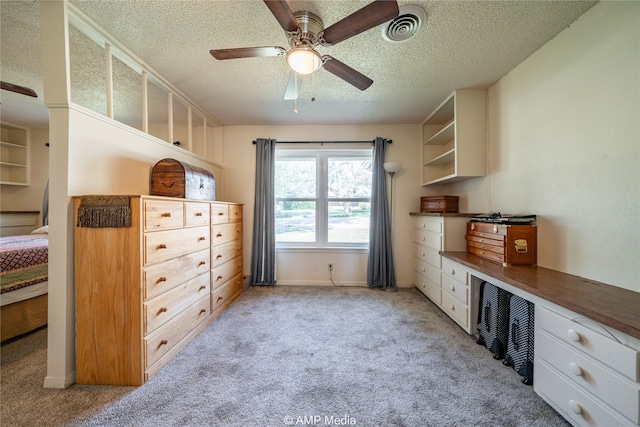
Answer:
287;46;322;75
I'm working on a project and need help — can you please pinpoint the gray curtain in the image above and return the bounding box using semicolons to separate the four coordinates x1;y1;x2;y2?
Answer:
367;137;396;290
250;138;277;286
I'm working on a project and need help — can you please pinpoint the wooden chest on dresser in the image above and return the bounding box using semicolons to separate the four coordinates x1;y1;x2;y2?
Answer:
465;222;537;266
74;195;243;386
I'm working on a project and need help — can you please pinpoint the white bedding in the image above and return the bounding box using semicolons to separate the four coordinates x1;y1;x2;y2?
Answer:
0;280;48;306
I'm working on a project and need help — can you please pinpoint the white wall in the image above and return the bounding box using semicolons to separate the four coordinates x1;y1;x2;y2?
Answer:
222;124;432;287
446;2;639;292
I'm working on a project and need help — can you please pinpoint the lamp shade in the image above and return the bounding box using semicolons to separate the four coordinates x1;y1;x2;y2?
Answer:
287;47;322;75
383;162;401;173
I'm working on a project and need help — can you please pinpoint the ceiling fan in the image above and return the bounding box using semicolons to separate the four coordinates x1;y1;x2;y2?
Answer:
0;81;37;98
210;0;399;100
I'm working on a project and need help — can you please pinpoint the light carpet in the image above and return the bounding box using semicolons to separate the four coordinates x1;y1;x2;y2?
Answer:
1;286;569;426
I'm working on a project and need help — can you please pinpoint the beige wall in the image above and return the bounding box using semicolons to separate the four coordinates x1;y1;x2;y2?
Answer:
222;124;432;287
446;2;639;292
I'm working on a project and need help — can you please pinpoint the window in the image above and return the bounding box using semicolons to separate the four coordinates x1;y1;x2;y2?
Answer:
275;149;372;247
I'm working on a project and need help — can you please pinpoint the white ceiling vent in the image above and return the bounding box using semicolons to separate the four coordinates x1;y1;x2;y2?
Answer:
381;5;427;43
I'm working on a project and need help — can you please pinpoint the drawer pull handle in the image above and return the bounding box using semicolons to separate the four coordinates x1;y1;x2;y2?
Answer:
568;400;582;415
216;296;223;302
198;261;206;266
161;212;171;217
195;212;203;216
159;339;168;347
157;244;167;249
218;212;224;216
450;304;455;311
199;309;207;315
422;268;426;273
216;275;223;281
567;329;581;343
450;285;455;292
157;277;167;283
450;269;455;275
216;254;223;259
158;307;167;314
198;236;206;241
569;362;583;377
421;252;425;257
421;236;425;241
199;285;207;291
216;233;223;237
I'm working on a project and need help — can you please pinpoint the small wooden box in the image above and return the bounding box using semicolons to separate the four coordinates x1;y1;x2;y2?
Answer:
465;222;537;266
150;158;215;201
420;196;459;213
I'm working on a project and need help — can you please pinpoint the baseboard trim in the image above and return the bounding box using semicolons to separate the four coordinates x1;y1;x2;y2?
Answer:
43;370;76;389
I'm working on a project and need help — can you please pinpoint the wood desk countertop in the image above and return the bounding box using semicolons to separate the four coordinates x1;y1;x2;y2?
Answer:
441;251;640;340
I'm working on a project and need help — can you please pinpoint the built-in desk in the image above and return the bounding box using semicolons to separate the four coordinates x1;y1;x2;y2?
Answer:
441;251;640;427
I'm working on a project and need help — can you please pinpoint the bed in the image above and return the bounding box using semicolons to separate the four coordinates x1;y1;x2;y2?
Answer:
0;226;48;341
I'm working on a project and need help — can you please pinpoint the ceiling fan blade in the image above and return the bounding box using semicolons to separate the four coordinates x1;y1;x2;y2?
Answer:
322;56;373;91
0;81;38;97
320;0;399;46
284;72;303;100
263;0;301;33
210;46;286;60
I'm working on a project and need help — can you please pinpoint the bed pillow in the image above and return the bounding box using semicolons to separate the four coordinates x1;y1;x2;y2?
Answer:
31;225;49;234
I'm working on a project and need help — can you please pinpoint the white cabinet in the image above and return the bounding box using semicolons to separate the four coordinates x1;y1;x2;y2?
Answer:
535;305;640;426
0;122;29;186
421;90;486;186
411;214;472;330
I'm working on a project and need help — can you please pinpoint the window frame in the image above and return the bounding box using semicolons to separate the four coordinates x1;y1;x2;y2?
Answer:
275;147;372;249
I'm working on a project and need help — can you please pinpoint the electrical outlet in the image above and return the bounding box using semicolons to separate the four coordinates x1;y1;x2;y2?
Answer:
328;263;333;272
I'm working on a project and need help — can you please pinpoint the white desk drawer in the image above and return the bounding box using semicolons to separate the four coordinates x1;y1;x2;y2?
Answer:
441;258;469;285
537;306;639;382
442;273;469;305
442;291;468;330
536;360;632;427
413;217;442;233
414;258;440;286
538;330;640;423
413;270;441;305
413;243;441;269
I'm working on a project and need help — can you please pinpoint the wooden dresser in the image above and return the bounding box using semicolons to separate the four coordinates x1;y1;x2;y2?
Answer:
74;195;243;386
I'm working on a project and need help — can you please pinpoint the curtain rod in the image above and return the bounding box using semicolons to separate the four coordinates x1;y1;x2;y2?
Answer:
252;139;392;145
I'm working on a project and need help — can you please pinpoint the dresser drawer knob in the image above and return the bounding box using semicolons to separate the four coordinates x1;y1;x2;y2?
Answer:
216;275;223;281
157;276;167;283
216;254;223;259
216;233;223;237
198;261;206;266
216;296;223;302
450;304;455;311
199;285;206;291
450;269;455;275
218;212;224;216
569;362;583;377
199;309;207;315
161;212;171;217
157;244;167;249
567;329;581;342
198;236;206;241
450;285;455;292
158;307;167;314
159;339;168;347
421;252;425;257
195;212;203;216
568;400;582;415
422;236;425;241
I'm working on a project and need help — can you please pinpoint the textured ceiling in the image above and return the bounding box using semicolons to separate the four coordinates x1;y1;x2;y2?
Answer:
0;0;596;128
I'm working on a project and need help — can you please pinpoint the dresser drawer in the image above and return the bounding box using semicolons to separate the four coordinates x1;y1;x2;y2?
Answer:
413;230;442;251
211;222;242;246
211;204;229;224
413;243;441;269
144;226;210;265
144;200;184;231
441;258;468;285
211;240;242;269
537;306;639;381
414;258;440;287
442;291;468;329
536;360;631;427
442;274;468;305
184;202;210;227
229;204;243;223
413;270;441;305
537;330;640;423
144;274;210;334
413;217;442;233
211;273;242;314
143;249;210;300
144;296;210;368
211;257;243;290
